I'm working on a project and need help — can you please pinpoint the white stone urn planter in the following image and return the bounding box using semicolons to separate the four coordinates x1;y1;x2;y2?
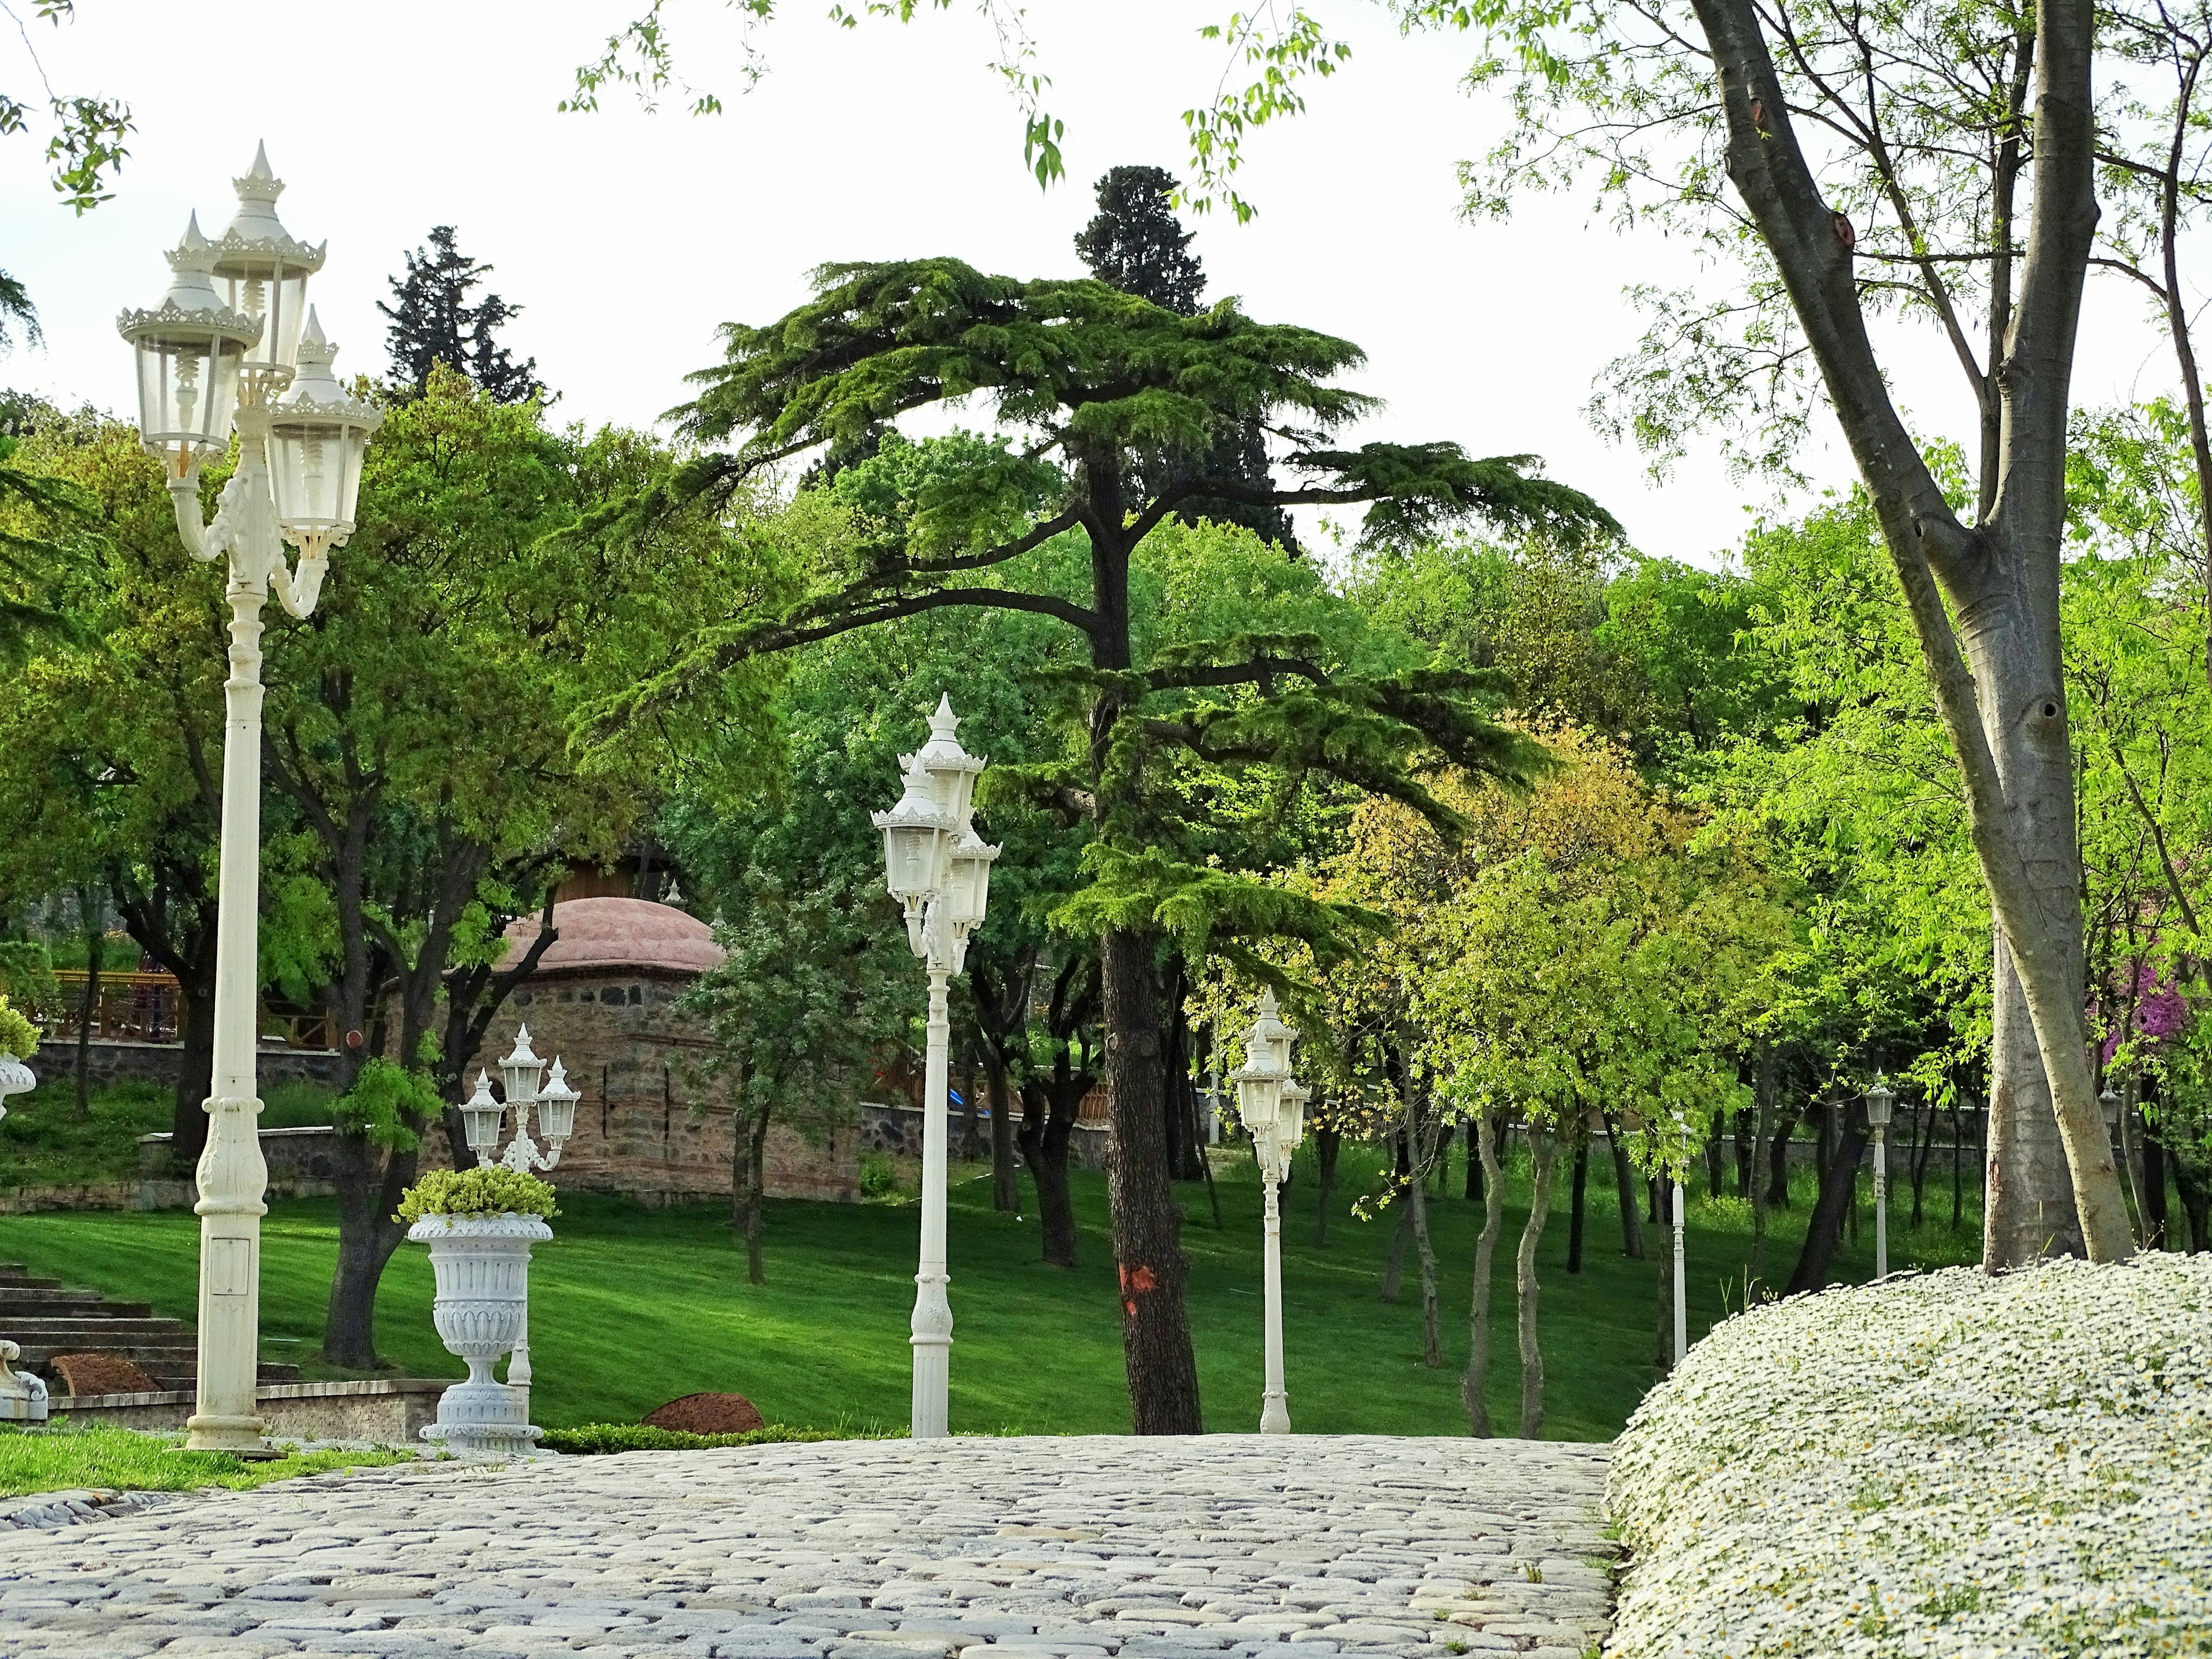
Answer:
407;1211;552;1458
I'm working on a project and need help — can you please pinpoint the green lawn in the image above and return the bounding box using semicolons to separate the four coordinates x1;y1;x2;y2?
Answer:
0;1079;336;1187
0;1422;411;1498
0;1137;1984;1440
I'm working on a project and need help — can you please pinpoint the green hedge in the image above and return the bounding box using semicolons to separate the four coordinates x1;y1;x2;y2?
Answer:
540;1422;884;1455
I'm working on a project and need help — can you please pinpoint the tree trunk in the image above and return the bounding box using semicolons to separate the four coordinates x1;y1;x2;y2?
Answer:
1462;1104;1505;1437
1565;1128;1589;1274
1704;1111;1726;1199
2139;1075;2170;1249
319;1131;414;1369
1734;1105;1753;1196
1606;1110;1644;1260
1911;1092;1936;1228
1313;1125;1340;1246
1516;1127;1559;1438
1695;0;2132;1265
1787;1103;1871;1294
745;1098;770;1284
987;1051;1019;1213
1952;1099;1967;1233
1464;1119;1480;1200
1749;1048;1774;1286
1380;1121;1415;1302
1017;1078;1080;1268
1408;1109;1442;1368
2174;1148;2211;1253
171;983;215;1165
72;889;100;1116
1766;1104;1800;1210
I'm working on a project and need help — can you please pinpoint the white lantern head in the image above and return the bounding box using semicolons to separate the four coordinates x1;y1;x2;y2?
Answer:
872;755;954;910
942;829;1000;930
116;214;260;479
267;309;381;553
913;694;986;836
1865;1071;1895;1130
498;1024;546;1114
1278;1076;1310;1154
210;143;325;385
460;1069;505;1160
2099;1082;2122;1130
535;1057;579;1144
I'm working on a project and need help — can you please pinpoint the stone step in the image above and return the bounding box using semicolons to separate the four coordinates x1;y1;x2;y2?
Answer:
0;1267;63;1291
0;1291;153;1319
1;1317;194;1341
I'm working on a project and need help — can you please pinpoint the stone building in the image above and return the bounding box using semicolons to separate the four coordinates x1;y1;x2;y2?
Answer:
456;897;859;1205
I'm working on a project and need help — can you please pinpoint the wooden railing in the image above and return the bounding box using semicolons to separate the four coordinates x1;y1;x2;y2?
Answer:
44;971;334;1050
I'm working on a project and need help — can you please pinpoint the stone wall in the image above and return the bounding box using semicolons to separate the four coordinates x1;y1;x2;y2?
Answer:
860;1103;1111;1171
36;1041;344;1097
51;1378;449;1442
463;971;859;1205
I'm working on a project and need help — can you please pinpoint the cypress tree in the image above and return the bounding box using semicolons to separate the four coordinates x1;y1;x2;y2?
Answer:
380;226;546;404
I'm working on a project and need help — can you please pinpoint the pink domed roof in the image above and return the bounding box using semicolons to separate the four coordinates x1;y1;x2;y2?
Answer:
498;897;725;977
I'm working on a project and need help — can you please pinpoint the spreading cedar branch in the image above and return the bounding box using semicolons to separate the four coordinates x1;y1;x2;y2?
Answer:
575;257;1619;747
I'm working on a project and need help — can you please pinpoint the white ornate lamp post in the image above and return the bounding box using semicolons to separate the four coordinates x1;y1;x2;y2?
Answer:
117;146;378;1455
873;695;997;1439
1866;1072;1896;1281
456;1028;578;1418
1230;989;1305;1434
1669;1112;1688;1368
0;1058;46;1422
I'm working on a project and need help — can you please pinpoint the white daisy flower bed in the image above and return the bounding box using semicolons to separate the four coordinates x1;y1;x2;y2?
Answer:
1605;1254;2212;1657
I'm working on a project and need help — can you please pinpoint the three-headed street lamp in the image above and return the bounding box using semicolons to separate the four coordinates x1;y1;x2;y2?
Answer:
1230;988;1307;1434
1865;1072;1896;1281
873;695;998;1438
454;1027;580;1417
117;146;380;1455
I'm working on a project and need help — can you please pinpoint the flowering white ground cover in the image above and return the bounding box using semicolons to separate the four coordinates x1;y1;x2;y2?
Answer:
1605;1255;2212;1657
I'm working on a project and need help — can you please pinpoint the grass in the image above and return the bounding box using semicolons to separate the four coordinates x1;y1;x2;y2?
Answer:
0;1079;337;1188
0;1132;1984;1441
0;1421;413;1498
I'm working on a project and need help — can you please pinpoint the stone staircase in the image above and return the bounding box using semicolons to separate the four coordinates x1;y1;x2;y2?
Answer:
0;1263;299;1393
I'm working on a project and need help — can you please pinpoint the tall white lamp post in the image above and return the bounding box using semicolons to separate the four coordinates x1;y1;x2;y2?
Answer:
1230;988;1306;1434
117;146;378;1454
873;696;997;1438
1669;1112;1688;1368
1866;1072;1896;1281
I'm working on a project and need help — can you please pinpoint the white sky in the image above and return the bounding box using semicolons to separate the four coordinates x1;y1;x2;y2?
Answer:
0;0;2195;567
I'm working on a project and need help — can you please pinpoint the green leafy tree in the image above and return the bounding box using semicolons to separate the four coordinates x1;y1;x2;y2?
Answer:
594;257;1615;1432
684;866;911;1282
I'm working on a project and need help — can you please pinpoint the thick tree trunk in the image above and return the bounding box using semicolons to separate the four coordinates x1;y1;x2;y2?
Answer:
733;1099;772;1284
72;892;100;1116
1516;1127;1558;1438
1605;1111;1644;1260
171;984;215;1164
320;1132;414;1369
1463;1104;1504;1437
1693;0;2132;1265
1787;1104;1871;1294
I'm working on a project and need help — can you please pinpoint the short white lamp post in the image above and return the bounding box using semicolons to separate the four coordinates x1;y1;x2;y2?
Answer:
117;146;378;1455
0;1058;44;1421
1230;989;1305;1434
2099;1081;2123;1149
456;1028;577;1418
872;695;997;1438
1866;1072;1896;1281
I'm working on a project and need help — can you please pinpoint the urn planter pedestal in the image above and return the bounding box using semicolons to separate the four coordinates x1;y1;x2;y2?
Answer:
407;1211;551;1458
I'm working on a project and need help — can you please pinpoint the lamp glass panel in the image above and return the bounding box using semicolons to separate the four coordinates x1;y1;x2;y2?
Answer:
1866;1088;1893;1130
536;1090;578;1142
500;1057;544;1104
885;824;941;901
461;1100;504;1152
134;331;247;463
944;850;991;927
221;266;311;372
267;419;356;535
1237;1072;1281;1131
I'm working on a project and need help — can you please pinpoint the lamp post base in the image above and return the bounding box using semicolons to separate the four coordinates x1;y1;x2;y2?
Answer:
1259;1391;1290;1435
183;1414;276;1457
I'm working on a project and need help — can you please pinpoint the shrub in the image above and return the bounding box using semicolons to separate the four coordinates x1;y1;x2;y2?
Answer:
395;1165;558;1224
859;1150;902;1199
0;993;38;1060
540;1422;870;1455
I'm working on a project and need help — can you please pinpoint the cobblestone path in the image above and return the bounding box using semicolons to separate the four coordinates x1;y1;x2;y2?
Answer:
0;1435;1615;1659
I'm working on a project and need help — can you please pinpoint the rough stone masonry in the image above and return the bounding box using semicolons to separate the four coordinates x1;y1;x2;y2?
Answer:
0;1435;1616;1659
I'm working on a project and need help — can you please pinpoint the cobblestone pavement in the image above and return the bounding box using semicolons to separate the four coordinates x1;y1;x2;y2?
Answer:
0;1435;1615;1659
